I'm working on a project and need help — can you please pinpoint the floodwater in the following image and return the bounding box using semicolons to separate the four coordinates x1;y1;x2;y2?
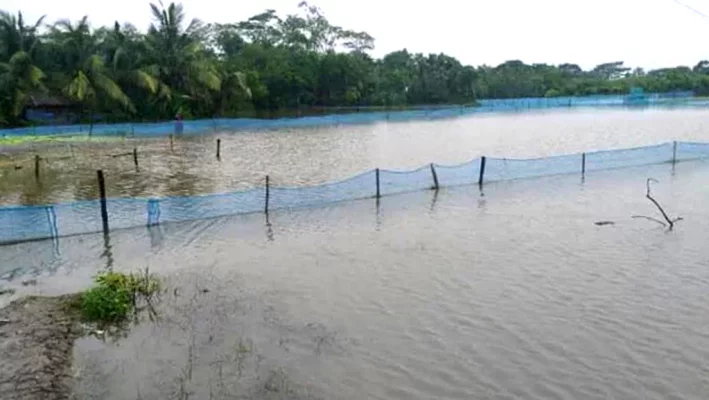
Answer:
2;107;709;399
1;106;709;205
1;159;709;399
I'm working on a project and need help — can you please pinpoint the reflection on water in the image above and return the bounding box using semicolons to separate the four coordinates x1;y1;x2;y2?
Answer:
2;161;709;399
2;107;709;205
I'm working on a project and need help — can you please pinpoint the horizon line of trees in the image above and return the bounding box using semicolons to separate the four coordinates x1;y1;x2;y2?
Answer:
3;2;709;127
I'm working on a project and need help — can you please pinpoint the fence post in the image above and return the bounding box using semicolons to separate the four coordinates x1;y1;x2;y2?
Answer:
34;155;40;181
264;175;270;214
97;170;109;235
133;147;139;168
581;153;586;177
216;139;221;159
672;141;678;165
375;168;381;198
478;157;487;187
169;134;174;152
430;163;439;190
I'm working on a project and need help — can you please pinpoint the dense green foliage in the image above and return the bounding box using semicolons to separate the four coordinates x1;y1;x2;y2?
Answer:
2;3;709;126
80;271;160;324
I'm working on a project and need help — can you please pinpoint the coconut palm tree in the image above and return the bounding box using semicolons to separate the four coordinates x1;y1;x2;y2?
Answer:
0;11;47;125
0;11;45;61
100;22;166;102
0;51;45;125
48;16;134;132
145;2;250;116
146;2;219;91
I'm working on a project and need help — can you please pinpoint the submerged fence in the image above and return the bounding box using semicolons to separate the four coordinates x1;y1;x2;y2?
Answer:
1;93;703;138
1;141;709;245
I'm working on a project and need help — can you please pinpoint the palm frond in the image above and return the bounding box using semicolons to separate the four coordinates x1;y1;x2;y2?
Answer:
133;70;159;93
149;3;164;25
84;54;106;73
157;82;172;100
53;19;74;32
65;70;93;101
223;71;251;99
92;72;135;112
185;18;204;36
190;61;221;91
113;47;126;71
32;15;47;31
27;65;45;86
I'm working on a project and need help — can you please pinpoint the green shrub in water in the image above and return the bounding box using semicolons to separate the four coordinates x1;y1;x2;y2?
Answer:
81;270;161;324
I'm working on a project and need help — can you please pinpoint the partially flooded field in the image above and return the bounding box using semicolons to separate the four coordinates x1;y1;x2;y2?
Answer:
2;107;709;205
2;158;709;399
2;107;709;399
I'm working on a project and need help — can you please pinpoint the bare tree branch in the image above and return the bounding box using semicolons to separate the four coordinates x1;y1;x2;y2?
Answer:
631;215;667;227
635;178;682;230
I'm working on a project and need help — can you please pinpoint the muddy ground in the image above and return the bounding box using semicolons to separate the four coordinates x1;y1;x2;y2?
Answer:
0;295;82;400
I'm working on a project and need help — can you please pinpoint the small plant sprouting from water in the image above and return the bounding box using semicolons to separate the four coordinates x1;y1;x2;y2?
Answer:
632;178;683;230
80;268;161;325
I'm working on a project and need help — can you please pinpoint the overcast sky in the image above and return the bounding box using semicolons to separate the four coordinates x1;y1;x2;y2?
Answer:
3;0;709;70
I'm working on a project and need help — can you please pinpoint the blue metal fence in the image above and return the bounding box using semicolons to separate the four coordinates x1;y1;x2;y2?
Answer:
1;141;708;245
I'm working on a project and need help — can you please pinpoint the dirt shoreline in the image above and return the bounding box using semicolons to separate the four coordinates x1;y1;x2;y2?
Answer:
0;295;82;400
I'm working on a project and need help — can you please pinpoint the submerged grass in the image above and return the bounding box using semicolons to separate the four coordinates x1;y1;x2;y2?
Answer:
0;134;127;147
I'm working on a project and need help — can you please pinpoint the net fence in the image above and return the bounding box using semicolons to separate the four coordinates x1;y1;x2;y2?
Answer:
0;93;699;138
1;141;708;245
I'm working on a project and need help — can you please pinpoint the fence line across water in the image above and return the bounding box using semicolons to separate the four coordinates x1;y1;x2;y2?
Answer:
1;141;709;245
1;93;704;138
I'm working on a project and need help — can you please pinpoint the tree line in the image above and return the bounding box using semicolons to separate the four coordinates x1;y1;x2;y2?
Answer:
2;2;709;127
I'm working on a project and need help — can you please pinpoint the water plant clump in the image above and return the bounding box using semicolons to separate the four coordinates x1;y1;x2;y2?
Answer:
79;269;161;324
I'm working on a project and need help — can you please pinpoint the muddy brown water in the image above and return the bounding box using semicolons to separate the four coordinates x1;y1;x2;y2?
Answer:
1;107;709;206
1;108;709;399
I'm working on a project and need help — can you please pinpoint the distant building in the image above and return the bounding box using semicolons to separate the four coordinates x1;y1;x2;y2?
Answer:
23;93;77;124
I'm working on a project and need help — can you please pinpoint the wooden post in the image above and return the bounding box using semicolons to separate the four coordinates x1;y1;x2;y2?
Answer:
216;139;221;159
581;153;586;176
133;147;139;168
672;141;678;165
264;175;270;214
375;168;381;198
34;155;40;181
169;134;174;152
430;163;439;190
478;156;487;187
97;170;109;235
